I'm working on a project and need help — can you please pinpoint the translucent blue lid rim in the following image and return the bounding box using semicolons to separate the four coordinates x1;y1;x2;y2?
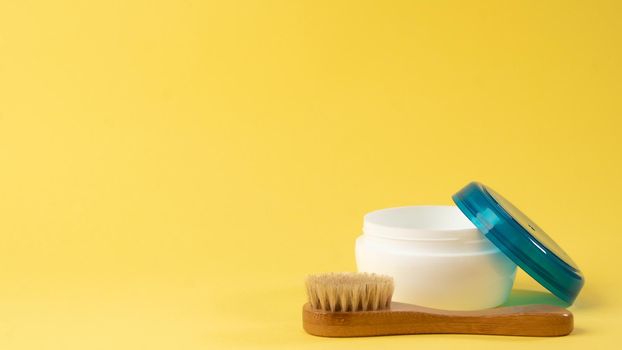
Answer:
452;182;584;305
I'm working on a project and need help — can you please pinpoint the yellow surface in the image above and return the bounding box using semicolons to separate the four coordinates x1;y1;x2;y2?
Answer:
0;0;621;349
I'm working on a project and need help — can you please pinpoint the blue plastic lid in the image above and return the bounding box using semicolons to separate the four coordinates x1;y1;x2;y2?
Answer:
452;181;584;305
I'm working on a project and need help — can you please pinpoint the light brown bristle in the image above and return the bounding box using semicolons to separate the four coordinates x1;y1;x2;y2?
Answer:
305;272;394;312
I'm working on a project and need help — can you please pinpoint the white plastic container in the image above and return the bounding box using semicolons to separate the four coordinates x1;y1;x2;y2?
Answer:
355;206;517;310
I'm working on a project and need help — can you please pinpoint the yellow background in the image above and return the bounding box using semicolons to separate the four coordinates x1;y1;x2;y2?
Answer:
1;0;621;349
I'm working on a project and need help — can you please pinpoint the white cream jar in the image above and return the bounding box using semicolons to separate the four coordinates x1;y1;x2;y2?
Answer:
355;206;517;311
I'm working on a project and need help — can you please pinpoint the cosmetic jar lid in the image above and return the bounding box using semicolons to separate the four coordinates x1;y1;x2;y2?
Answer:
452;181;584;305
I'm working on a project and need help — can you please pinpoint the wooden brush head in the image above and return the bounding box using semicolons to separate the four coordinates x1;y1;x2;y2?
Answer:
305;272;394;312
303;272;574;337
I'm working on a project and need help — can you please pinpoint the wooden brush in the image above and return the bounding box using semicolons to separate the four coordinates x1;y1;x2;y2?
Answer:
303;272;573;337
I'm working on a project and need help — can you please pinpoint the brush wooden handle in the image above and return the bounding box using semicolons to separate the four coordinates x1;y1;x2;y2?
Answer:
303;302;573;337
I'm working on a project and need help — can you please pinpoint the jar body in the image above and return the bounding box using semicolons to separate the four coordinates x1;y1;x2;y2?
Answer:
355;206;517;310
